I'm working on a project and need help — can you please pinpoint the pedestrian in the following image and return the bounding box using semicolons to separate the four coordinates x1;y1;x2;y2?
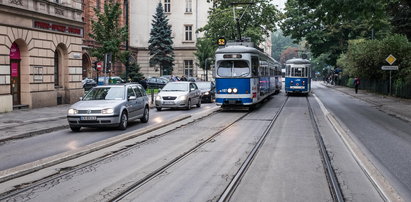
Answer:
180;75;187;81
139;77;147;89
354;77;360;94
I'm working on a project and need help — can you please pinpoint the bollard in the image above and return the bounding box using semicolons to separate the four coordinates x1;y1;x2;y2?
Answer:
151;88;154;104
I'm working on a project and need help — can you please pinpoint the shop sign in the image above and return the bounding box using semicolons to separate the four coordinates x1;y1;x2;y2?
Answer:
33;20;83;36
11;63;19;77
10;43;20;60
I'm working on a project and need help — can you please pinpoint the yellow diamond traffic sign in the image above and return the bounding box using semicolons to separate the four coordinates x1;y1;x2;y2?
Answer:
386;54;396;65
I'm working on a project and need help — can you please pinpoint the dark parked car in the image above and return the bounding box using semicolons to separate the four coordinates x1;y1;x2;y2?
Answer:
82;78;97;91
196;81;215;103
67;83;149;132
146;77;168;89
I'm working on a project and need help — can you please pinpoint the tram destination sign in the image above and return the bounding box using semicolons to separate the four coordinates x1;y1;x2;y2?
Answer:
381;66;399;70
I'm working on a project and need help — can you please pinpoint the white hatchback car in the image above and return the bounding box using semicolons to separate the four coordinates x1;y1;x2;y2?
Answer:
155;82;201;111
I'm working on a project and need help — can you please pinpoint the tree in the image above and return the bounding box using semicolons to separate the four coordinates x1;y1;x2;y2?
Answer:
194;38;216;72
271;30;298;61
280;0;392;66
120;62;143;82
89;0;128;67
148;3;174;76
199;0;280;46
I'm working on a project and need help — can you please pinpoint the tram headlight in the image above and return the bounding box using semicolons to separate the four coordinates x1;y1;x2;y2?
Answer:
227;88;233;93
233;88;238;93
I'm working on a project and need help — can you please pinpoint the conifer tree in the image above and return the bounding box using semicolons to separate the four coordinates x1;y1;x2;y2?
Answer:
148;3;175;76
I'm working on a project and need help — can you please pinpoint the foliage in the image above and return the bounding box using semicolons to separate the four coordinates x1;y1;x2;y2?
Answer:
387;0;411;40
120;62;143;82
337;34;411;82
271;30;298;61
194;38;216;71
279;47;298;64
280;0;392;66
148;3;174;76
199;0;280;46
89;0;128;64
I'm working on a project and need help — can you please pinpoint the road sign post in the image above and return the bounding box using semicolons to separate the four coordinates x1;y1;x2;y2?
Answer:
382;54;398;96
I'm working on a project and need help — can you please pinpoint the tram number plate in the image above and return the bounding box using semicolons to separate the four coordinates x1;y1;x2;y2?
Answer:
228;100;236;104
163;101;174;105
81;116;96;120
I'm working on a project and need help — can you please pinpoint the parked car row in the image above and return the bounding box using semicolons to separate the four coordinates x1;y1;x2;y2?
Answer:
68;80;215;132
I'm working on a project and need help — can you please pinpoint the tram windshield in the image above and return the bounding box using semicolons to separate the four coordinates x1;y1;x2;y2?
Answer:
217;60;250;77
287;65;308;77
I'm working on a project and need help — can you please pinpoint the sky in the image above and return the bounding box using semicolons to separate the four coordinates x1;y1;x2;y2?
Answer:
272;0;287;11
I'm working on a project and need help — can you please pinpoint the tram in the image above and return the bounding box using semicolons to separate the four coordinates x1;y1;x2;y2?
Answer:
284;58;311;95
214;41;281;108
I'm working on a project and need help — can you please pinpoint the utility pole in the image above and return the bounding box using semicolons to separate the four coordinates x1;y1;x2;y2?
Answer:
231;2;254;41
124;0;130;82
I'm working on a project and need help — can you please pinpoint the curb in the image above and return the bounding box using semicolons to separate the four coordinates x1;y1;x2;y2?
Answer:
0;107;220;184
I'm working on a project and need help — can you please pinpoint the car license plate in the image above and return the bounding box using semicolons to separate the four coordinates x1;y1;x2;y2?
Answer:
163;101;174;105
81;116;96;120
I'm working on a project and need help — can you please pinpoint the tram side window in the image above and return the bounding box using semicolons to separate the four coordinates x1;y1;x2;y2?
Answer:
251;56;259;76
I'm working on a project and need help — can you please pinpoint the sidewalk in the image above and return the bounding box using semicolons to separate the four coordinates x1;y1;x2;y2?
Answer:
0;96;157;142
322;83;411;123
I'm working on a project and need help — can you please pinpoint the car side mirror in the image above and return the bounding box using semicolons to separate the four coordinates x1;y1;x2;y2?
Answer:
128;96;137;100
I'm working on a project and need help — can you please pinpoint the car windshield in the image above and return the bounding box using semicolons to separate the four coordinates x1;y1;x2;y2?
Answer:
161;83;188;91
196;82;211;90
217;60;250;77
83;87;124;100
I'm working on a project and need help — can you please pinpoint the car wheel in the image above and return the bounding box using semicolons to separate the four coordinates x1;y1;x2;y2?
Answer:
187;99;191;110
156;107;162;111
70;126;81;132
118;111;128;130
196;99;201;108
140;107;149;123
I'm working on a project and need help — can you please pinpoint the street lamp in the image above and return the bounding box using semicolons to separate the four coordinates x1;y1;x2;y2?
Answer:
205;58;212;81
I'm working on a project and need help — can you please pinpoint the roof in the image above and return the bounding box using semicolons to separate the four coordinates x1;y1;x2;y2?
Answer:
286;58;311;64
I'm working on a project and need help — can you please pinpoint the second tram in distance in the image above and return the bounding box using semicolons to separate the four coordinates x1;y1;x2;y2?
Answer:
284;58;311;95
214;41;282;109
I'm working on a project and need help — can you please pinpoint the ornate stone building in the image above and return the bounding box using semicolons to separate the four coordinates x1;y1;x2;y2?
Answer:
130;0;212;78
0;0;84;112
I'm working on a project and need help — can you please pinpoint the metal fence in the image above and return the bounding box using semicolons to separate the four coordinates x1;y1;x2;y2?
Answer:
338;76;411;99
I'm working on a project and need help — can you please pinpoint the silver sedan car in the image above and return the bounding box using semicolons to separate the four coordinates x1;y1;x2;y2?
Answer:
67;83;149;132
155;81;201;111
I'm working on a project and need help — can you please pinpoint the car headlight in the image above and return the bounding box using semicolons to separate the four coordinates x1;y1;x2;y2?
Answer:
102;108;114;114
233;88;238;93
178;95;187;101
204;91;210;95
68;108;78;115
156;95;162;100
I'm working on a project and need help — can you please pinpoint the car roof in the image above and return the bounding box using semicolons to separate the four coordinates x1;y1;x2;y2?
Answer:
94;83;141;88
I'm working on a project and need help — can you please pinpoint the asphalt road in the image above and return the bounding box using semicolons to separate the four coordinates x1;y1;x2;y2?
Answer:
314;82;411;200
0;103;218;171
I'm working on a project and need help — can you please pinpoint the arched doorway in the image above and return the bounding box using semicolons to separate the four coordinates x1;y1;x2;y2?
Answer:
54;44;69;104
10;42;21;105
82;53;91;79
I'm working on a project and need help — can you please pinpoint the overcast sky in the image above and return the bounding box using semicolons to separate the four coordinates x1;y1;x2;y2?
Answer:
272;0;287;11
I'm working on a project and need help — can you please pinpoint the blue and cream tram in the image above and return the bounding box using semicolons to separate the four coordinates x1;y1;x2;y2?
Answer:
284;58;311;95
214;42;282;108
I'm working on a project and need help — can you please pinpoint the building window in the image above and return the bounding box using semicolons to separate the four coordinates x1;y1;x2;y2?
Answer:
184;60;194;77
185;0;192;13
185;25;193;41
164;0;171;13
97;0;100;10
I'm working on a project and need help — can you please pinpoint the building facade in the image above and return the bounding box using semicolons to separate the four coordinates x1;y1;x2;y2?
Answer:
82;0;126;80
0;0;84;112
130;0;212;78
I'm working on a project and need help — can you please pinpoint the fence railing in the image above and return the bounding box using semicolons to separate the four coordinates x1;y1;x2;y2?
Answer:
338;76;411;99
